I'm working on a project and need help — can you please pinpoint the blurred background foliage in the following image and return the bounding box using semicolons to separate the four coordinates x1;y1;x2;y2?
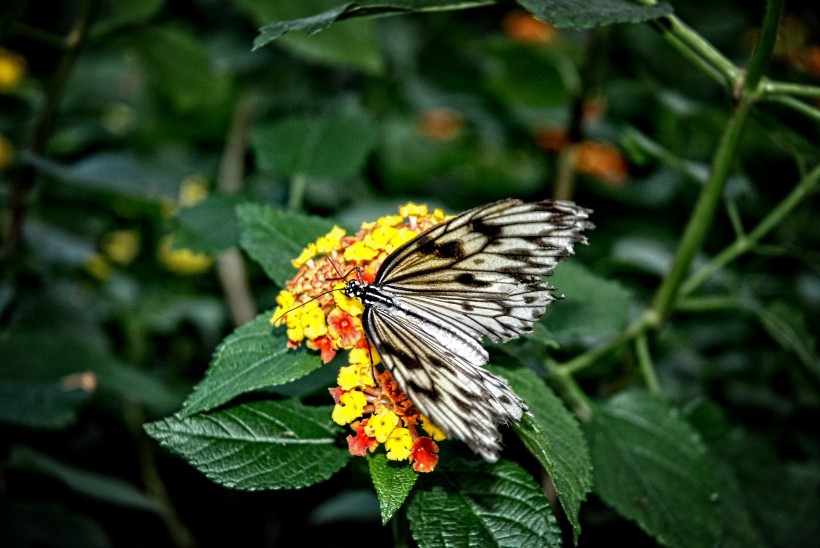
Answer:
1;0;819;546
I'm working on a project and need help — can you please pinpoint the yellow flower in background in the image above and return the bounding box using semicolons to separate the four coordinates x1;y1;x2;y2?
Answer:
157;235;213;275
102;230;141;266
84;252;113;280
0;48;26;91
179;175;209;207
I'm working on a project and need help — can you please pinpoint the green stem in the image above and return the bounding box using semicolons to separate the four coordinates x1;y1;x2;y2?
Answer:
652;15;739;88
287;173;309;211
650;103;753;321
763;94;820;123
680;162;820;296
743;0;784;95
634;333;660;395
762;80;820;98
553;313;656;377
550;369;593;422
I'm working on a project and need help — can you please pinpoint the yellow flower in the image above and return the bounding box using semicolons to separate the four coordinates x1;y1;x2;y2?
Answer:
385;428;413;461
388;227;419;251
300;300;328;340
364;409;400;443
102;230;140;266
292;243;318;268
344;241;379;263
349;347;380;366
332;390;367;425
157;235;213;275
399;203;428;218
420;415;447;441
333;283;365;316
0;48;26;91
179;175;209;207
315;226;346;254
85;252;112;280
363;224;398;251
270;290;296;326
337;363;375;391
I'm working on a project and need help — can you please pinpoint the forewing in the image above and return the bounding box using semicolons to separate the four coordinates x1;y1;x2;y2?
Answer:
375;200;593;342
362;307;526;462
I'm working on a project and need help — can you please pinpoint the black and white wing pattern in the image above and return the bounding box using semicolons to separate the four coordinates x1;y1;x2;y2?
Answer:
344;199;593;461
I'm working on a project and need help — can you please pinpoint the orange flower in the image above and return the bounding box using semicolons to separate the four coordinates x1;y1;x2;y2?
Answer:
416;108;465;141
347;420;379;457
574;140;629;187
502;10;556;44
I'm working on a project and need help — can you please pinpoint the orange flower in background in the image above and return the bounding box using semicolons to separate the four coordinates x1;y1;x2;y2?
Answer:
502;10;556;44
574;140;629;187
416;108;465;141
272;203;453;471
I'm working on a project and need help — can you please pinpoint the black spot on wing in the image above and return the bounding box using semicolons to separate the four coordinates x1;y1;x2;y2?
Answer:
456;272;493;288
469;218;504;239
417;238;463;259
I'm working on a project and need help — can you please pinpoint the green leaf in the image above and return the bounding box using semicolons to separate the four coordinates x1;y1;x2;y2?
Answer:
181;312;323;416
251;102;377;180
0;500;109;548
252;0;494;50
8;447;163;513
93;0;166;36
583;390;720;548
172;193;245;254
408;460;562;547
236;203;338;286
0;331;180;427
132;26;230;112
756;301;818;371
145;399;350;490
0;381;90;429
367;452;418;524
544;261;632;344
499;367;591;543
517;0;674;30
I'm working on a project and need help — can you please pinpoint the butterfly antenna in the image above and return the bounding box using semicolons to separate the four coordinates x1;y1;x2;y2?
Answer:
270;286;344;325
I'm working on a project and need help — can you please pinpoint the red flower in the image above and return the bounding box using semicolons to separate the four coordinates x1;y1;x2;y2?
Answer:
410;437;440;473
327;308;362;349
347;420;379;456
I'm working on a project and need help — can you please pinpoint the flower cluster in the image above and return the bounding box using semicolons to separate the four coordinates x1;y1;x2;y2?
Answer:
271;203;450;472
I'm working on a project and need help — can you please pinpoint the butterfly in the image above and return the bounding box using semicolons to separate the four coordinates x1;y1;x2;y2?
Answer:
343;199;593;461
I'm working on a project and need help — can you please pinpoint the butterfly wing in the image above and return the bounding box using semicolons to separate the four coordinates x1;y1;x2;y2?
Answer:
376;199;593;343
361;305;525;462
363;199;592;460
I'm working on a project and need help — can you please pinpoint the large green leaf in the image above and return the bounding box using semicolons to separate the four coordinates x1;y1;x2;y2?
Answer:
181;312;322;416
518;0;673;29
544;261;632;344
8;447;162;513
0;332;180;428
251;102;377;181
408;459;561;547
252;0;494;50
171;193;245;254
583;390;720;548
367;453;419;524
236;202;338;287
145;399;350;490
499;367;591;543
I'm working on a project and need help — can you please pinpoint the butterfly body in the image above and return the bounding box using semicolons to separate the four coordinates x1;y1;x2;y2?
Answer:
344;199;593;461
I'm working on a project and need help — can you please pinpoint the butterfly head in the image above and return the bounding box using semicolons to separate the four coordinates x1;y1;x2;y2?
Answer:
343;279;365;299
